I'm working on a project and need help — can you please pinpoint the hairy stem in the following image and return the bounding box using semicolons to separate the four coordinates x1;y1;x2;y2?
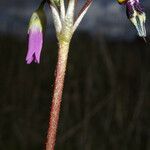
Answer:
46;42;70;150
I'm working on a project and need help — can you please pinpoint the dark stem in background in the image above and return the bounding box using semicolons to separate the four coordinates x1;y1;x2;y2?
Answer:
46;42;69;150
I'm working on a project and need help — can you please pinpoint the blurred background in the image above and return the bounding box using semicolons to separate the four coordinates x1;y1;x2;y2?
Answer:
0;0;150;149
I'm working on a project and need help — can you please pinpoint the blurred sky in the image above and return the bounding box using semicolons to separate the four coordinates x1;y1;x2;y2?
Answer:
0;0;149;39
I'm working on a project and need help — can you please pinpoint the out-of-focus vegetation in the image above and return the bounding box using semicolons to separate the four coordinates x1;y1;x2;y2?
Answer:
0;32;149;150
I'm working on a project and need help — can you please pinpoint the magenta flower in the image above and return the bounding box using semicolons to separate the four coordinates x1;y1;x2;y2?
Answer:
26;27;43;64
26;9;45;64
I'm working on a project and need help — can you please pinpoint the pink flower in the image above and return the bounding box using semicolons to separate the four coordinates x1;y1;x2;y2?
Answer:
26;26;43;64
26;9;46;64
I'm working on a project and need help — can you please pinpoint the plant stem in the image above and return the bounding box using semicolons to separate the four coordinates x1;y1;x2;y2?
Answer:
46;42;70;150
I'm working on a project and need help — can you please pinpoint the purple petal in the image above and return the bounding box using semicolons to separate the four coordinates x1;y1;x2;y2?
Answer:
134;1;144;14
126;3;134;19
26;28;43;64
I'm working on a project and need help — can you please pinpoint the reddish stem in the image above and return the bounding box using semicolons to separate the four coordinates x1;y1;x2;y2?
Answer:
46;42;69;150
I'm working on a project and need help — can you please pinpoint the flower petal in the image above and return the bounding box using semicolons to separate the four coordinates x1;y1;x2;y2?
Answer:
26;28;43;64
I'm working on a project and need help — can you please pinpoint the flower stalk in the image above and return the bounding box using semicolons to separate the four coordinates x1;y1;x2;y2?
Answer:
46;41;69;150
46;0;92;149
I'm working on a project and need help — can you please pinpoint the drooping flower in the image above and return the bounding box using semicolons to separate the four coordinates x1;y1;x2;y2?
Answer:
117;0;146;38
126;0;146;37
26;6;46;64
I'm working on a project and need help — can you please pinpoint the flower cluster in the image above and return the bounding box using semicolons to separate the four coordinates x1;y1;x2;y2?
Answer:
25;0;92;64
26;0;147;64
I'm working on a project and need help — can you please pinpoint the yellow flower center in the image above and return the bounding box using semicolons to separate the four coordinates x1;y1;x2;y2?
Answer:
117;0;128;4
